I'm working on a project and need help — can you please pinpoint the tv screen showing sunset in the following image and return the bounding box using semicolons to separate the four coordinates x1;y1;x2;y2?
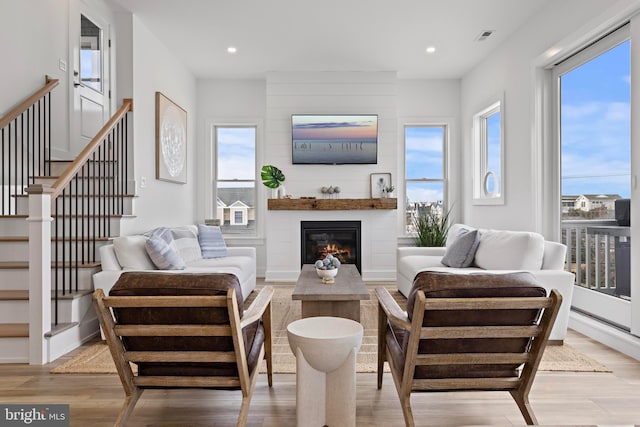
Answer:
292;115;378;164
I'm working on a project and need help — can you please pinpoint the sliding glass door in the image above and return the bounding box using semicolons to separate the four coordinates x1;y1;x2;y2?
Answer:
554;25;632;330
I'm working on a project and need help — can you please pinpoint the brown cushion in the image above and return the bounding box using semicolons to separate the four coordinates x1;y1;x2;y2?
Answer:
109;272;263;383
387;271;547;382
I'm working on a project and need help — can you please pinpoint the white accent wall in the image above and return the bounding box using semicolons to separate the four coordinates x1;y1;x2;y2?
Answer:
264;71;398;281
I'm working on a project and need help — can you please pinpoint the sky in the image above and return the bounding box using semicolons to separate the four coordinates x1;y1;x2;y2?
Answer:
405;126;444;204
292;115;378;141
561;39;630;198
216;127;256;183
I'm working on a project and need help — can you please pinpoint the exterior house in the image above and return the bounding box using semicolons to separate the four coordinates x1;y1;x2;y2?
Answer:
1;0;640;370
561;195;579;215
574;194;622;213
216;187;256;231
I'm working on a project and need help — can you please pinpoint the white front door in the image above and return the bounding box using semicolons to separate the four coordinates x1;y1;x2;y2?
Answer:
69;4;110;156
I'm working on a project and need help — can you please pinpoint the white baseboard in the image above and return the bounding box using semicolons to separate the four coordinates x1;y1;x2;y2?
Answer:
569;310;640;362
361;270;397;282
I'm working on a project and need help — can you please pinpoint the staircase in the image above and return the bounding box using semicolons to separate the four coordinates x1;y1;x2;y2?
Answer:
0;77;134;363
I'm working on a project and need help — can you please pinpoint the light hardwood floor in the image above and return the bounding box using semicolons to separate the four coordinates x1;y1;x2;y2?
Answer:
1;328;639;425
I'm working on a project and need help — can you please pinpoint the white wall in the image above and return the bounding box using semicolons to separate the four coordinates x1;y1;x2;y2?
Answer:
397;79;462;226
195;79;266;221
196;79;267;275
120;15;198;234
194;76;461;279
460;0;640;232
0;0;69;157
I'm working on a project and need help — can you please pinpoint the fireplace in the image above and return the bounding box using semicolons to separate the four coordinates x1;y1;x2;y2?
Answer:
301;221;361;273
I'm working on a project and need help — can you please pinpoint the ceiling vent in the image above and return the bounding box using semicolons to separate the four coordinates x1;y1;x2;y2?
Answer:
476;30;494;42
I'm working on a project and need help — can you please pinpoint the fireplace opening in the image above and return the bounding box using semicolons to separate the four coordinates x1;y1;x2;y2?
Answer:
301;221;361;273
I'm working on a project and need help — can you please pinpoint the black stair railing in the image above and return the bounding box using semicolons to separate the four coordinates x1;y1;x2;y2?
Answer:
0;76;58;215
50;99;133;325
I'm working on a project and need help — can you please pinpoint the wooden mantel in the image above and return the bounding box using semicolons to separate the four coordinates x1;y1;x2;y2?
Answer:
267;198;397;210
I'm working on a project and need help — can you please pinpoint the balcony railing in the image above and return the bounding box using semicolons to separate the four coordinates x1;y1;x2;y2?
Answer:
561;219;631;300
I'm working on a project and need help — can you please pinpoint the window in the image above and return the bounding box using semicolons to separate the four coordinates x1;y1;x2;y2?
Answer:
404;125;447;234
215;126;256;235
80;15;103;92
473;96;504;204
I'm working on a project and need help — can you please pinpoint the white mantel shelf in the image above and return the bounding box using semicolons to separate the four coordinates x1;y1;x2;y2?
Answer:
267;198;397;211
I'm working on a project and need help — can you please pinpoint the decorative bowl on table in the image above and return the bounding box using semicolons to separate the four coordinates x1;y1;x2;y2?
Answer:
314;255;341;283
315;267;338;280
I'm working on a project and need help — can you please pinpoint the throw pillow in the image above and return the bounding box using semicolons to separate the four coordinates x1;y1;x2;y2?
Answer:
171;227;203;263
441;229;480;268
145;227;186;270
197;224;228;258
473;229;545;270
445;223;476;248
113;235;156;270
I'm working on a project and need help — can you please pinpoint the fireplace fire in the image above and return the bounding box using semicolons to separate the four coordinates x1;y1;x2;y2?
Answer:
301;221;361;272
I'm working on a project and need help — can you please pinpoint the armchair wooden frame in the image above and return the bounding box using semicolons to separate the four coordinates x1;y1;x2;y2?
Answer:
93;285;274;427
376;287;562;426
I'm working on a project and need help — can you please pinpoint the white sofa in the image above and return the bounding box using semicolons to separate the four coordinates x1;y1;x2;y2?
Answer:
397;224;575;343
93;225;256;300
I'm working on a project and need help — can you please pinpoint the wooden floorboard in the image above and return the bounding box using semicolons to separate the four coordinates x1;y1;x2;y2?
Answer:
0;329;638;426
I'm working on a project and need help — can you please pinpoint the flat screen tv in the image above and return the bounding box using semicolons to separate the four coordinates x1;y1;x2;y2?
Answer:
292;114;378;164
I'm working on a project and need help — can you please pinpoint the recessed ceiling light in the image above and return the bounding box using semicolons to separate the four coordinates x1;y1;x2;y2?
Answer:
426;46;436;54
227;46;237;54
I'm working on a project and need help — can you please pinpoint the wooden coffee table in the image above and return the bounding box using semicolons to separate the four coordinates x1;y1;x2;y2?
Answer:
292;264;370;322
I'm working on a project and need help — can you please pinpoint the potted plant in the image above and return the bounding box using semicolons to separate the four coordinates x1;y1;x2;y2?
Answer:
382;185;395;198
261;165;286;198
413;206;451;247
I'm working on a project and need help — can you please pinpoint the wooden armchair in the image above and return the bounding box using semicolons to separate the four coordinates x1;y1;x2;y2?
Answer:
376;272;562;426
93;272;274;427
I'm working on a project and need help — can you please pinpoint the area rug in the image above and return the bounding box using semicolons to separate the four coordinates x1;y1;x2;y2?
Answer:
51;286;611;374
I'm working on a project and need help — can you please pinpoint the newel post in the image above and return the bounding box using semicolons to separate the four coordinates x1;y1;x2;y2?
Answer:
26;184;53;365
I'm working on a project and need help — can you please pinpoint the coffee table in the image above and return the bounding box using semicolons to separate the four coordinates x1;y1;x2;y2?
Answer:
292;264;370;322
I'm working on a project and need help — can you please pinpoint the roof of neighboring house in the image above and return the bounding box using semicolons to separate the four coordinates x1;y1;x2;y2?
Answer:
216;187;255;208
578;194;622;200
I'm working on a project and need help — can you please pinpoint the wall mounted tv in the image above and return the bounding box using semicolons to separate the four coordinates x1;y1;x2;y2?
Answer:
291;114;378;164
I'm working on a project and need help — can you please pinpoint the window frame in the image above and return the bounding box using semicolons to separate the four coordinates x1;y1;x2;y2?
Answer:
472;95;505;205
403;123;449;236
212;124;258;236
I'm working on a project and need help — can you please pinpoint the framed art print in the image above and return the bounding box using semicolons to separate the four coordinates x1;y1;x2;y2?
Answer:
156;92;187;184
370;173;391;198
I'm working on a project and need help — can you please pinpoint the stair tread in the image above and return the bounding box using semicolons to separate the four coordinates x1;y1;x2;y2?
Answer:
0;215;28;219
0;261;101;269
0;323;29;338
0;289;94;300
0;290;29;300
45;322;79;338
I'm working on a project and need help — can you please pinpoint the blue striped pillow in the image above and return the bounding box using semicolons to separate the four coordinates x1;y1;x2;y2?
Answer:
198;224;227;258
145;227;186;270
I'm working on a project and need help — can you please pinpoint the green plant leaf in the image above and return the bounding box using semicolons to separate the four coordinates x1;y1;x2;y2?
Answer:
261;165;285;189
413;205;451;247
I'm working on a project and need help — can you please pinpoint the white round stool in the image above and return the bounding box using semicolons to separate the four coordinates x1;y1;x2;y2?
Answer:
287;316;363;427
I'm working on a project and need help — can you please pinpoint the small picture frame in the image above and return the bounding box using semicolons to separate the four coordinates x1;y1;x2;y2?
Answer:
156;92;187;184
370;173;392;198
